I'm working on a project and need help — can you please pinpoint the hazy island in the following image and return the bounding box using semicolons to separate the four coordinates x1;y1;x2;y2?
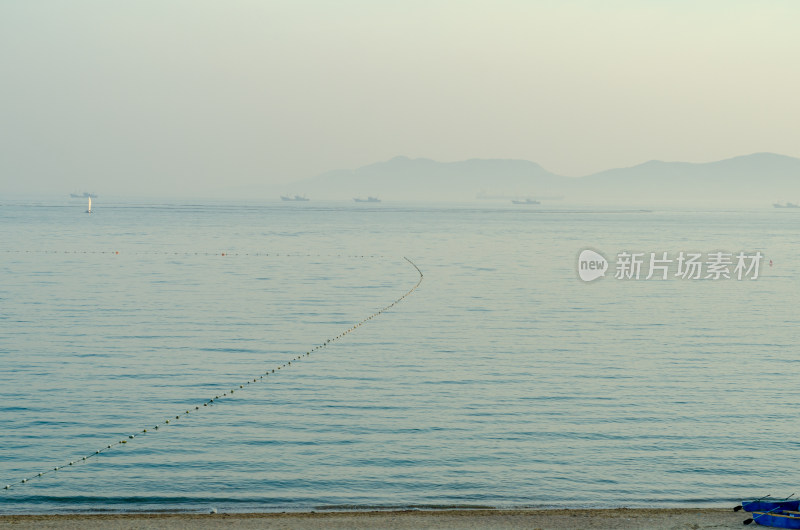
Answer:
275;152;800;206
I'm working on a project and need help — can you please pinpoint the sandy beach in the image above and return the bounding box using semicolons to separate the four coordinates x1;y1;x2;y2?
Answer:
0;508;747;529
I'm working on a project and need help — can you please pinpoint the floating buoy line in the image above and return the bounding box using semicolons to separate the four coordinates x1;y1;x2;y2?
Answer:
2;256;423;491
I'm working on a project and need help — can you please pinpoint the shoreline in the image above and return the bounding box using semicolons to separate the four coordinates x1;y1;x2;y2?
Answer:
0;508;747;529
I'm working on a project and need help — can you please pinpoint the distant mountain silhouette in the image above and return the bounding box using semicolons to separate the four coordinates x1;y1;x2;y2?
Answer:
580;153;800;205
287;152;800;205
298;155;564;202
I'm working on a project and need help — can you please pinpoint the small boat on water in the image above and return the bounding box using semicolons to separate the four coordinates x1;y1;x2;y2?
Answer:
281;195;309;202
773;202;799;208
354;196;381;203
511;198;540;205
747;510;800;528
86;197;93;214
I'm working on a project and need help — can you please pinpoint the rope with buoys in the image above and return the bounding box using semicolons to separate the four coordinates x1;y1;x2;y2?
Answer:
2;256;423;491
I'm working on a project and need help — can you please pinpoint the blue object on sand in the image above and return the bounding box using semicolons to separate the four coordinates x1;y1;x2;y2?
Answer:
744;500;800;513
751;510;800;528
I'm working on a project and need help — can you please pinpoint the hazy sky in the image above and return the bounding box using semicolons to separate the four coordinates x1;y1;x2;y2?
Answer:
2;1;799;197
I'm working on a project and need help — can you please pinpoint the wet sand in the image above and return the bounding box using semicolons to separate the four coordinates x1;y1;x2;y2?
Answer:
0;508;746;529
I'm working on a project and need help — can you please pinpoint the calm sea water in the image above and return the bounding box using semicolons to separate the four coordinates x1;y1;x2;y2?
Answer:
1;198;799;514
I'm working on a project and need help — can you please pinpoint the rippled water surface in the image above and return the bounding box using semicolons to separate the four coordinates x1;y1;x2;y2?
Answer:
1;200;798;513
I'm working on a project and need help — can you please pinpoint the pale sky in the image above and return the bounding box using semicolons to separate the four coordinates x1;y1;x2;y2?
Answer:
2;1;798;197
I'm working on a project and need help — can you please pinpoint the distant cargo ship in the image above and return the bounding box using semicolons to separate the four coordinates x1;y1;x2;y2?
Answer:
281;195;309;201
70;192;97;199
511;198;540;205
773;202;799;208
354;196;381;203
